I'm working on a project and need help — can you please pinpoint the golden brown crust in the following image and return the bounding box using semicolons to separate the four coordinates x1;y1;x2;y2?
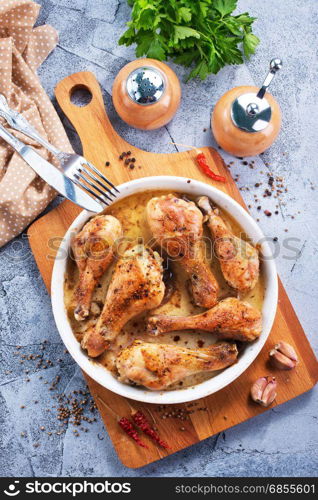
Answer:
116;340;238;390
80;245;165;357
198;196;259;293
148;297;262;342
147;194;219;308
72;215;122;321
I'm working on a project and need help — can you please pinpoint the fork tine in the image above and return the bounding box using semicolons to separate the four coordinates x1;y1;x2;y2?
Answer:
73;177;109;207
84;160;120;193
80;166;116;199
76;171;113;202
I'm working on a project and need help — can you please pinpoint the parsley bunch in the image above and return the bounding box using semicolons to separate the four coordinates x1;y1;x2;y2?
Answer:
119;0;259;80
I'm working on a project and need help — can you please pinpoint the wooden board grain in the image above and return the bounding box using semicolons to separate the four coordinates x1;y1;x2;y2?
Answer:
27;72;318;468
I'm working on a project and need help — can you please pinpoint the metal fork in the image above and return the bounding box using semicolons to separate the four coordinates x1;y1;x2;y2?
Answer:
0;94;119;207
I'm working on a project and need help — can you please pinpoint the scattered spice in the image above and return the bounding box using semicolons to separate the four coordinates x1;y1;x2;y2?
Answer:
118;417;148;448
105;161;110;166
119;151;142;170
13;344;98;440
155;402;207;420
132;410;170;449
196;153;226;183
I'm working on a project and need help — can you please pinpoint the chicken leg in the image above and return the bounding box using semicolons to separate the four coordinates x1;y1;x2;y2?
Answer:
72;215;122;321
82;245;165;357
148;297;262;342
198;196;259;293
116;340;238;390
147;194;219;308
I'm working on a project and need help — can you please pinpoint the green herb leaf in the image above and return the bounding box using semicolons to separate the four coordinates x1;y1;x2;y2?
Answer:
178;7;192;22
243;32;260;58
213;0;238;17
147;37;166;60
174;26;200;44
119;0;260;80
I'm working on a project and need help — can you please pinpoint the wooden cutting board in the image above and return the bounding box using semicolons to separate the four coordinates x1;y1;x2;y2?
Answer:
27;72;318;468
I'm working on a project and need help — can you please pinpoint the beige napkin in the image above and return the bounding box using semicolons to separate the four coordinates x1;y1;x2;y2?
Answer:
0;0;72;248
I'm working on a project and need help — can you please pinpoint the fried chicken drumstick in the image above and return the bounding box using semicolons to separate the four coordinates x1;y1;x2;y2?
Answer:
148;297;262;342
82;245;165;357
147;194;219;308
116;340;238;390
72;215;122;321
198;196;260;293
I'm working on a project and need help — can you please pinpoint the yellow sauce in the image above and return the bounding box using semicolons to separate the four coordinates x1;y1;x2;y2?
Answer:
64;190;264;390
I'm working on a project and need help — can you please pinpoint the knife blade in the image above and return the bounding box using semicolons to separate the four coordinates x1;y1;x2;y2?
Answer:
0;123;103;213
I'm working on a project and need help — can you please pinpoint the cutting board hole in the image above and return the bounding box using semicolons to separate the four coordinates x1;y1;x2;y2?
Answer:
70;85;92;107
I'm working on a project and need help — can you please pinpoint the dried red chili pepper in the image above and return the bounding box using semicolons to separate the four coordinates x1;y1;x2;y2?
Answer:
118;417;148;449
132;411;170;449
196;153;226;183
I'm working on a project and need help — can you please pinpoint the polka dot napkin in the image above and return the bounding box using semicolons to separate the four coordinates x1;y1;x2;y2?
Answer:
0;0;72;248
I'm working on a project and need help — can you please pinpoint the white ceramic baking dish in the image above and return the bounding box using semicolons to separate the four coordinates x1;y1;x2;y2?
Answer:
51;176;278;404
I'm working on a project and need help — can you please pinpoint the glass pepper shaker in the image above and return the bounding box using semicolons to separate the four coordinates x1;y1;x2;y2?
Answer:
212;59;283;157
112;58;181;130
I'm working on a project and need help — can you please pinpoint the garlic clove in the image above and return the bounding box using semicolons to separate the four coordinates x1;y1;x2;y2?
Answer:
269;341;298;370
250;376;268;402
260;377;277;407
274;341;298;362
251;376;277;407
269;349;296;370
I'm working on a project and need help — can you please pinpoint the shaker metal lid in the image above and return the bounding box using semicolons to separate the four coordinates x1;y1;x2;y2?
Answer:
231;58;282;133
126;66;165;105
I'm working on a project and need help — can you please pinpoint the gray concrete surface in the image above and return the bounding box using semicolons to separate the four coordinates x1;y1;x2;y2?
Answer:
1;0;317;477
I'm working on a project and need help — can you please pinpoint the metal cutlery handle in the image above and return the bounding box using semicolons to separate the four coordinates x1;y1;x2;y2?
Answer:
0;122;26;154
0;94;61;157
0;121;103;212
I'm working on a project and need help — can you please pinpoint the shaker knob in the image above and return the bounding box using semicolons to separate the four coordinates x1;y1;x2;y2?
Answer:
246;102;259;116
257;58;283;99
270;58;283;72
